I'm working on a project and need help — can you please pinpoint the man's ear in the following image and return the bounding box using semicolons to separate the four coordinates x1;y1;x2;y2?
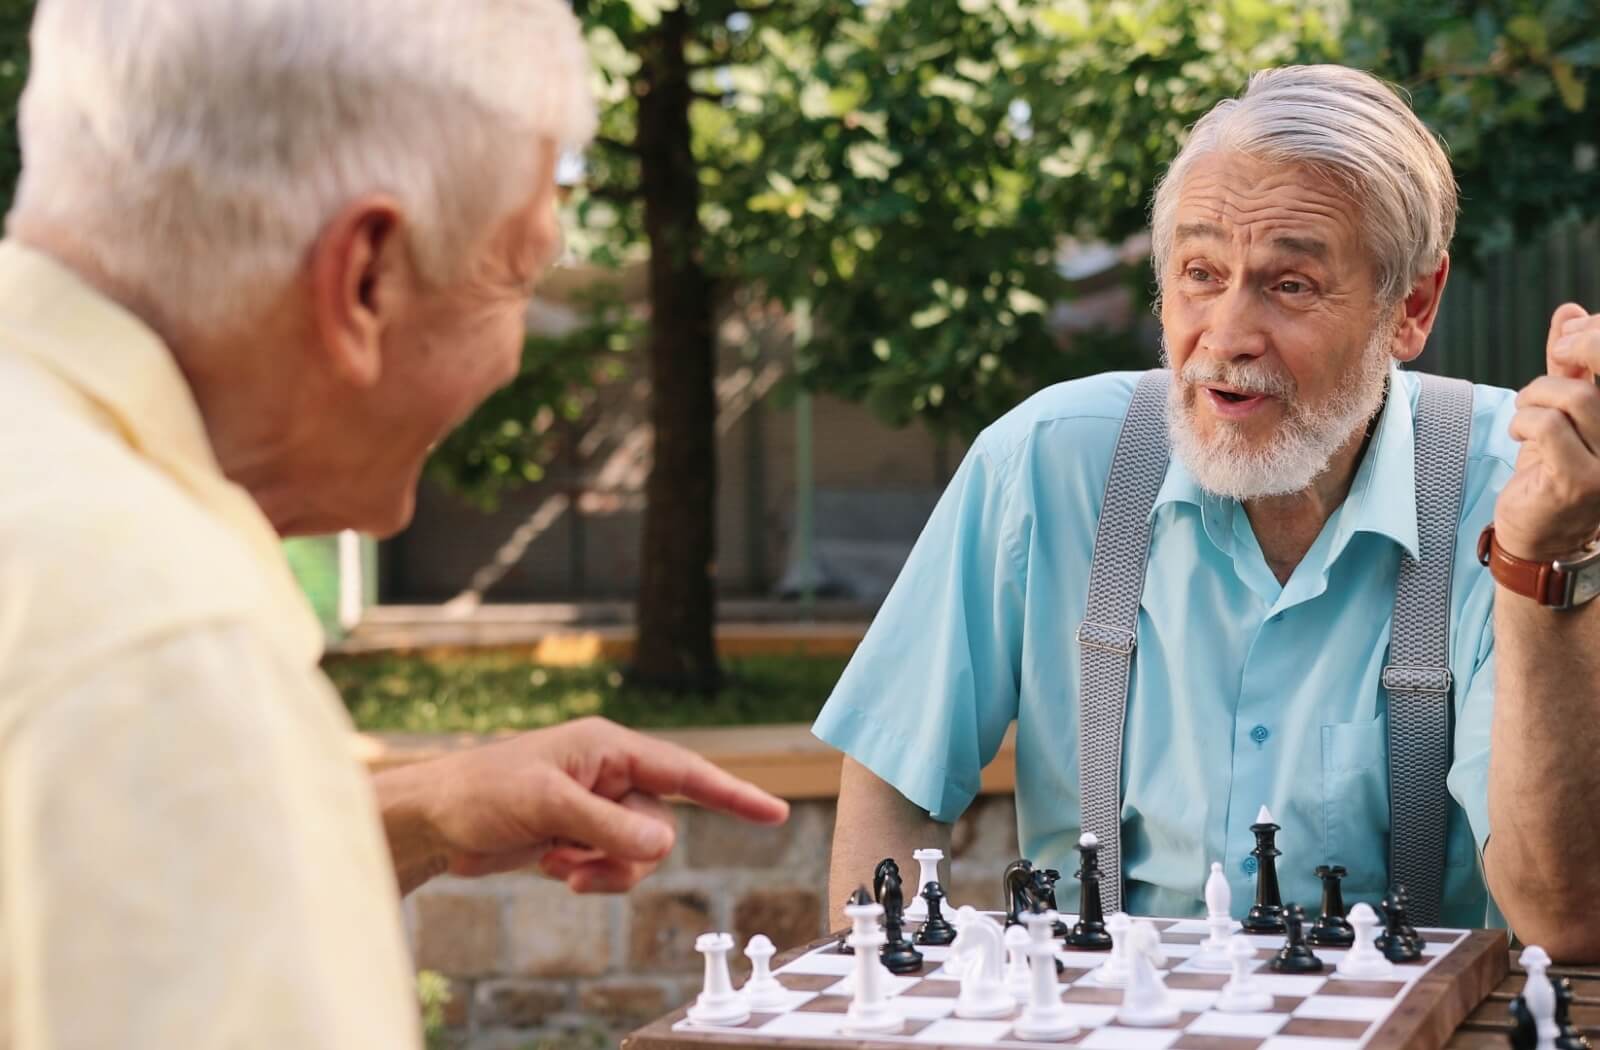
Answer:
1390;254;1449;364
308;195;407;388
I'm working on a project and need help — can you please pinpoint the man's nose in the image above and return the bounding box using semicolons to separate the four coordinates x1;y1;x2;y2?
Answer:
1199;284;1269;361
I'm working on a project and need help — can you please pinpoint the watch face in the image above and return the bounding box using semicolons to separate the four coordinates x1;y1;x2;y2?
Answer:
1573;565;1600;607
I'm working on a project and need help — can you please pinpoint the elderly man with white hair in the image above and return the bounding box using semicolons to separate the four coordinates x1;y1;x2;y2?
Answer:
0;2;789;1047
820;65;1600;958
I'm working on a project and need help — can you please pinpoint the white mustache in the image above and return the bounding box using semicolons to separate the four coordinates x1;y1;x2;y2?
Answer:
1178;360;1296;401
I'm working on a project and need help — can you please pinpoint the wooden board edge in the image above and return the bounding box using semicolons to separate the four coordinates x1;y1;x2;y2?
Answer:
1365;929;1510;1049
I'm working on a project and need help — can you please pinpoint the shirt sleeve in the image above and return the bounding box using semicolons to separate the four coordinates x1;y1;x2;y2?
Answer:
1;623;421;1050
812;435;1027;822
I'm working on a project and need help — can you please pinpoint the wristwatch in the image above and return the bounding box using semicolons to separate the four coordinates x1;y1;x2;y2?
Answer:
1477;524;1600;609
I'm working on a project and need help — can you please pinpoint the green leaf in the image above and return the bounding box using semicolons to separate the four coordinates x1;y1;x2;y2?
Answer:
845;141;901;180
1551;61;1587;112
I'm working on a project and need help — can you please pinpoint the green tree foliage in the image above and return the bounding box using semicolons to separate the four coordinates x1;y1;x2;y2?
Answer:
425;290;637;506
1345;0;1600;261
709;0;1343;436
0;0;30;217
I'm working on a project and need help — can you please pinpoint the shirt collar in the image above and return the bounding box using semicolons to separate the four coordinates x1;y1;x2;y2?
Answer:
1326;365;1420;561
0;240;325;664
1148;364;1420;561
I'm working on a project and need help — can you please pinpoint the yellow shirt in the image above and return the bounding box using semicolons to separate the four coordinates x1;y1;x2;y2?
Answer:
0;242;420;1049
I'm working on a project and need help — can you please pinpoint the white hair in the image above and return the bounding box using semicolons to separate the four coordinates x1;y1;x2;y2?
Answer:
10;0;596;331
1151;65;1458;305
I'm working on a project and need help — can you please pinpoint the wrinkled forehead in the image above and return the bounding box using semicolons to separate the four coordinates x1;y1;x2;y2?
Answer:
1170;152;1368;273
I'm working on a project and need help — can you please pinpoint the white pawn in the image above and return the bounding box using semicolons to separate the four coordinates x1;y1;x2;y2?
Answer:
842;897;902;1034
1216;934;1273;1013
1004;924;1033;998
740;934;787;1010
905;847;944;920
1520;945;1560;1050
952;908;1015;1018
1014;908;1079;1041
687;932;750;1026
1192;861;1234;971
1336;902;1395;980
1090;912;1134;986
1117;920;1179;1026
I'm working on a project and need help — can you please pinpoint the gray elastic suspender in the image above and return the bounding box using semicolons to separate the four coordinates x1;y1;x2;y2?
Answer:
1076;371;1172;916
1382;373;1474;926
1075;370;1473;923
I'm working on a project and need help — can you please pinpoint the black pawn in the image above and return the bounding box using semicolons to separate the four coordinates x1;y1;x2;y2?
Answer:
1554;976;1592;1050
836;885;871;954
878;869;923;974
1375;888;1421;963
1242;811;1286;934
1307;864;1354;948
1066;836;1113;950
915;881;957;946
1391;883;1419;943
1269;903;1324;974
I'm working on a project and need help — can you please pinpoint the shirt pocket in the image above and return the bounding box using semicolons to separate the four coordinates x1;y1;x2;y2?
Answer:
1321;715;1390;900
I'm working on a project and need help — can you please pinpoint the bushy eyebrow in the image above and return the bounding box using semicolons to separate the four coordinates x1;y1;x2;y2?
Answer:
1173;222;1330;262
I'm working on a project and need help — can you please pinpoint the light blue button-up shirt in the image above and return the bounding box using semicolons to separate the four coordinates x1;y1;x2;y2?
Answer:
813;367;1519;927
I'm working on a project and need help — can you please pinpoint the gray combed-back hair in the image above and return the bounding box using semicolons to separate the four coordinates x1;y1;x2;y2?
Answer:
9;0;596;332
1151;65;1459;305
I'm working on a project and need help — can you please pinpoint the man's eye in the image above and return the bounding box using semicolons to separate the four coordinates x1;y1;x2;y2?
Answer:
1276;280;1308;294
1185;267;1213;282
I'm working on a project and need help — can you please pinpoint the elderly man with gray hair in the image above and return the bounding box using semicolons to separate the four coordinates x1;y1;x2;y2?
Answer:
0;2;790;1047
821;65;1600;957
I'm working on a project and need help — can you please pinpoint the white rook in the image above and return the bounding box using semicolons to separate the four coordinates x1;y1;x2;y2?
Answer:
905;847;944;920
687;931;749;1026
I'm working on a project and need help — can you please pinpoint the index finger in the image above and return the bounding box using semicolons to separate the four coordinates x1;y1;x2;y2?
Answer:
1547;302;1591;381
619;733;790;825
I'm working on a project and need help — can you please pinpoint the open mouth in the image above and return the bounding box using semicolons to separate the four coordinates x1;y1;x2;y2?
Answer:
1203;385;1272;415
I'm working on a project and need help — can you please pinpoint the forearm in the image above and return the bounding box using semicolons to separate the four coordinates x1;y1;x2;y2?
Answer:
371;761;450;896
1486;589;1600;957
828;757;952;929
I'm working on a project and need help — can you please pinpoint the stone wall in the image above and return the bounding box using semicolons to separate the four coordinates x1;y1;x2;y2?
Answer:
405;794;1020;1049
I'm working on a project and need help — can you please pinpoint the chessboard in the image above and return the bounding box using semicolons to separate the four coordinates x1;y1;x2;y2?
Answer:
622;911;1507;1050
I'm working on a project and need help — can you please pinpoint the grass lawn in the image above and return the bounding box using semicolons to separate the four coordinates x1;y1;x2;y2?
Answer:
327;651;850;734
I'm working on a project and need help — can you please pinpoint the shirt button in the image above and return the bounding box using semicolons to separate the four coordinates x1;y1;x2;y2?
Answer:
1242;856;1259;876
1249;724;1270;744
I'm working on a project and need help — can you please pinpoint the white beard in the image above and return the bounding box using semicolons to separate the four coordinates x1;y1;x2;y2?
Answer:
1162;326;1395;501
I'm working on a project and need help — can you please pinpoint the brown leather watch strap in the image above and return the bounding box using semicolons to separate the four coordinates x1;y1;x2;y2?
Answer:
1476;524;1572;606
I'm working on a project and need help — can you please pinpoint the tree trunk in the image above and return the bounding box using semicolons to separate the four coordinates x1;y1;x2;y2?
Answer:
630;7;722;693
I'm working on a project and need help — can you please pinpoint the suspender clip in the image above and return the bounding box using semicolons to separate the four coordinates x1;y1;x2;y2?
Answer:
1381;664;1453;695
1077;622;1137;655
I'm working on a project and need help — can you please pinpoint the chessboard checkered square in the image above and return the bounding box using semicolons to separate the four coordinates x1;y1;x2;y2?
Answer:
1257;1036;1368;1049
1077;1027;1184;1049
1249;974;1330;996
1184;1010;1290;1037
820;973;920;998
1290;995;1391;1021
780;952;857;976
1065;1004;1121;1029
750;1011;845;1038
894;996;959;1020
908;1018;1014;1045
